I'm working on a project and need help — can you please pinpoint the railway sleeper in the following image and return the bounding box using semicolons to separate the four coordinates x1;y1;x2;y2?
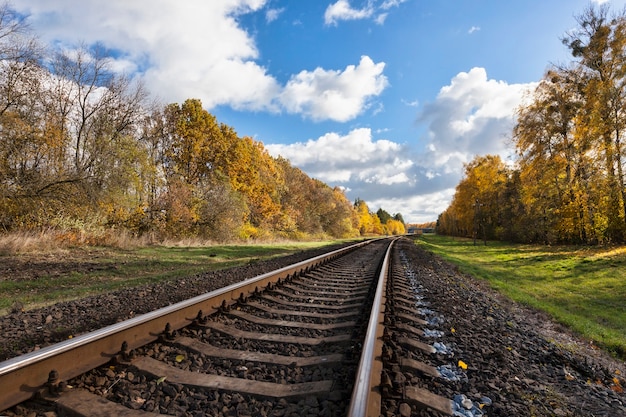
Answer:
55;388;159;416
260;294;362;311
268;287;366;304
296;277;364;290
245;300;358;319
199;321;352;345
133;356;335;399
175;336;345;367
225;308;355;330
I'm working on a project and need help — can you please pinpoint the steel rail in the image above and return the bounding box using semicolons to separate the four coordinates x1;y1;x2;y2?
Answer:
347;238;396;417
0;239;374;412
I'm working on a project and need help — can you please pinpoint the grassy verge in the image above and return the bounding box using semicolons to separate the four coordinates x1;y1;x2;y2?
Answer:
417;234;626;359
0;240;342;315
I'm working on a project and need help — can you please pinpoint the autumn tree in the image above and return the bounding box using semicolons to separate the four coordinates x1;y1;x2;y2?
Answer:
0;5;382;242
0;4;47;228
35;43;149;222
221;130;282;229
354;198;373;235
352;198;401;236
439;4;626;245
152;100;253;239
275;157;357;238
561;4;626;241
385;218;406;235
164;99;226;186
514;67;600;243
438;155;509;243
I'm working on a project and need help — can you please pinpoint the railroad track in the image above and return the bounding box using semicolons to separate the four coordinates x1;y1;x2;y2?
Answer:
1;237;477;416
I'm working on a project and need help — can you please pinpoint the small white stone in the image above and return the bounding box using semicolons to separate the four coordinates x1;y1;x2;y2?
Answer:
462;398;473;410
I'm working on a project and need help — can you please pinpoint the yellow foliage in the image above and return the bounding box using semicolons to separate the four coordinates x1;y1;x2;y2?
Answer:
238;223;261;240
386;219;406;235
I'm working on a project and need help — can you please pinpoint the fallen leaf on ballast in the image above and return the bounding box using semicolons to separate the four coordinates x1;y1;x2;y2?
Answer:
458;360;468;370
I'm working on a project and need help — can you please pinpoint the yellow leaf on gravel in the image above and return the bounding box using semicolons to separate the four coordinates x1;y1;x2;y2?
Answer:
156;376;166;384
175;354;185;363
458;360;468;370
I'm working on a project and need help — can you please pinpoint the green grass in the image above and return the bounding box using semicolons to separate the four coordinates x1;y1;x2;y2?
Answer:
417;234;626;359
0;241;343;315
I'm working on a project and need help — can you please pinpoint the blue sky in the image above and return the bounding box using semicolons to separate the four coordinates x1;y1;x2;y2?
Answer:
11;0;626;222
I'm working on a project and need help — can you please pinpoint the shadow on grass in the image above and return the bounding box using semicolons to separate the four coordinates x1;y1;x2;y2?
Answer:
417;234;626;360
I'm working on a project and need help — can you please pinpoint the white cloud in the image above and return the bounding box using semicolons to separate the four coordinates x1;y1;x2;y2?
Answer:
266;68;536;223
324;0;374;26
266;127;458;222
265;7;284;22
11;0;387;122
418;67;536;172
266;127;410;184
375;13;389;25
278;56;388;122
468;26;480;34
324;0;407;26
368;189;455;223
380;0;409;10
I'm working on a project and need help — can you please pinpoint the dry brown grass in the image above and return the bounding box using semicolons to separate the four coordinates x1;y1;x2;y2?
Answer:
0;228;339;255
0;229;158;255
0;231;63;255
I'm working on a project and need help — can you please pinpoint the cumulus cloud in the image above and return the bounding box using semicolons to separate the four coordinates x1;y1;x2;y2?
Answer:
418;67;536;172
11;0;387;121
324;0;374;26
266;127;411;183
279;56;388;122
266;127;458;222
267;67;536;222
368;189;456;223
324;0;408;26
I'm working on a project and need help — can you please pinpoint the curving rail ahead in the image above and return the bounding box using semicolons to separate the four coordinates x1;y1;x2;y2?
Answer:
0;239;375;412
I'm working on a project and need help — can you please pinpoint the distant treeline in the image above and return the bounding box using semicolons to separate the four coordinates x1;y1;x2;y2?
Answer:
0;4;404;242
438;5;626;244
